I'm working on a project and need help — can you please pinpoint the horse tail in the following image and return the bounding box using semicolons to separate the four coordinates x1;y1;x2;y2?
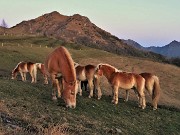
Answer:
152;75;161;110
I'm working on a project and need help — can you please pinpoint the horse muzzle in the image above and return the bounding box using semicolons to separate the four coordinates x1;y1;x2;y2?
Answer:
66;104;76;109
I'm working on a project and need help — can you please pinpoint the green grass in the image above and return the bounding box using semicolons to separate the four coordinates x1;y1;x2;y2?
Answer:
0;36;179;135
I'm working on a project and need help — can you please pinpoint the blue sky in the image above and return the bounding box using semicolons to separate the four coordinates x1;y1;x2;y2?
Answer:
0;0;179;47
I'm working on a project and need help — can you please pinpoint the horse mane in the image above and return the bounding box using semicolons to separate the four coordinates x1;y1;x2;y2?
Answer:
60;47;76;82
96;63;119;72
12;61;23;73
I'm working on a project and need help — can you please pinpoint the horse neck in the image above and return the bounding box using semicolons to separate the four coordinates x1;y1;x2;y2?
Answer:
102;66;116;81
62;64;76;83
12;67;19;77
59;56;76;83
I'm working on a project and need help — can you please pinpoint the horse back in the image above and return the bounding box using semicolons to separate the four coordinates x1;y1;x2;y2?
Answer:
85;65;96;78
18;62;35;72
140;73;153;81
27;62;35;71
110;72;134;88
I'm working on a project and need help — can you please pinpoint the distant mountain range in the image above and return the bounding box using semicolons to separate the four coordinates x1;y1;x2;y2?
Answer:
0;11;172;61
123;39;180;58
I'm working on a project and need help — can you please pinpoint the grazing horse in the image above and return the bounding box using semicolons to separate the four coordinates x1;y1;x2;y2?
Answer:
36;63;48;84
45;46;78;108
74;63;96;98
125;73;161;110
11;61;37;83
94;63;146;109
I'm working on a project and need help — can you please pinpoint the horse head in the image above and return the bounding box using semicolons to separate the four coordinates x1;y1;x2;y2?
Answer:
94;64;103;78
62;79;78;108
11;70;17;80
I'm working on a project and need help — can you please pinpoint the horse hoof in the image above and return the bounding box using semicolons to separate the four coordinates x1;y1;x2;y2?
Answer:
57;95;61;98
97;97;101;100
142;106;146;109
88;95;91;98
114;101;118;105
52;96;57;101
153;108;157;111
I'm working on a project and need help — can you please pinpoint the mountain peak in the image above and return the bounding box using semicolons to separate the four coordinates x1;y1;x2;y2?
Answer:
170;40;179;45
41;11;67;19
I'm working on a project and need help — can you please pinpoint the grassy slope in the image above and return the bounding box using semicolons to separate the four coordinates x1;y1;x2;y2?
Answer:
0;36;179;135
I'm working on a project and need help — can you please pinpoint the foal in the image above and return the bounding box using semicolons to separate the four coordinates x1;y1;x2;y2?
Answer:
11;61;37;83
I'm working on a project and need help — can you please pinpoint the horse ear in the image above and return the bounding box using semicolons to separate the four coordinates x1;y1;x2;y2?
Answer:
99;64;102;69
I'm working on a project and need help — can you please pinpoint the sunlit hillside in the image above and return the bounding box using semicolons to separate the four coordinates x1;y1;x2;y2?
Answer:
0;36;179;135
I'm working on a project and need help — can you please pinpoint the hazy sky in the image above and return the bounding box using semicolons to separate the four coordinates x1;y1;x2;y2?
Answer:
0;0;179;47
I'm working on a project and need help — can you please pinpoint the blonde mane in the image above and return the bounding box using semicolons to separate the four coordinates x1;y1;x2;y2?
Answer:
12;61;23;72
61;47;76;82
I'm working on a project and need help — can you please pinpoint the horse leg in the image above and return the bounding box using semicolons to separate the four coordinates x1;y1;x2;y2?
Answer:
113;85;119;104
138;90;146;109
20;72;24;81
94;77;102;100
78;81;82;96
51;74;60;100
23;73;27;81
33;66;37;83
111;87;115;103
57;76;63;98
44;75;48;84
29;71;35;83
124;90;129;102
88;79;94;98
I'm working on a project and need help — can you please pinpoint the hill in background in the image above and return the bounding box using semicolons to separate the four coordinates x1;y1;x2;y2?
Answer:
123;39;180;58
0;11;168;62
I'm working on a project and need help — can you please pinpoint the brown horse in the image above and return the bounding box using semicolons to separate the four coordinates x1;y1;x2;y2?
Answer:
36;63;48;84
74;63;96;98
94;63;146;109
45;46;78;108
125;73;161;110
11;61;37;83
